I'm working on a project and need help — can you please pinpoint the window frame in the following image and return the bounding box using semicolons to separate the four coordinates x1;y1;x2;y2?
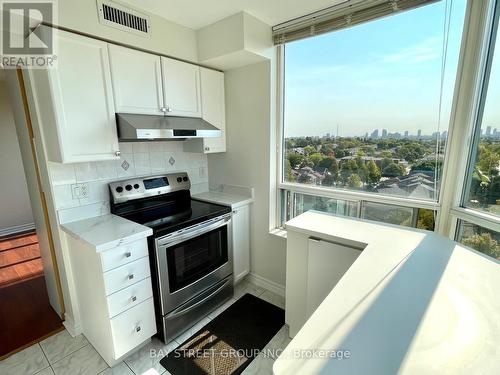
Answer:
448;0;500;237
273;0;500;240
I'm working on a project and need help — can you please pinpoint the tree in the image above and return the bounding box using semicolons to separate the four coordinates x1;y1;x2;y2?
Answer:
382;162;406;177
416;209;435;231
366;160;381;186
355;157;368;183
381;157;393;171
397;142;425;163
347;174;362;189
309;153;324;167
319;157;339;183
287;153;304;169
303;145;316;156
462;232;500;260
340;160;358;185
284;159;295;182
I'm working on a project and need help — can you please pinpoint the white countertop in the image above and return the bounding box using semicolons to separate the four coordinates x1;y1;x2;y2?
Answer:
192;190;253;209
275;211;500;375
61;214;152;252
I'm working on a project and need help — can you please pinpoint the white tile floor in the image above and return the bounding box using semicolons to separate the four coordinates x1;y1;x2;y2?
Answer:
0;279;288;375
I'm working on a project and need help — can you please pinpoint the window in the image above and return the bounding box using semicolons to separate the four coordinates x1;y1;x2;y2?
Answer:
293;193;357;218
281;0;466;202
456;220;500;260
464;7;500;217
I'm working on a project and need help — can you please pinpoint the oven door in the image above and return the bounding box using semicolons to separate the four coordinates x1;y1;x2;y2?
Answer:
155;214;233;315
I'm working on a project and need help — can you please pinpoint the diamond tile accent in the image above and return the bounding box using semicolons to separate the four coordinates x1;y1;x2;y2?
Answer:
121;160;130;171
169;156;176;166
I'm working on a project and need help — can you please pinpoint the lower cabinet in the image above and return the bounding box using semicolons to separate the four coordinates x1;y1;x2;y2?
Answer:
232;204;250;283
306;238;361;317
67;235;156;366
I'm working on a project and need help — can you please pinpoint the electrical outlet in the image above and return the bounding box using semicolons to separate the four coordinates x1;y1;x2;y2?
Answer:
71;183;89;199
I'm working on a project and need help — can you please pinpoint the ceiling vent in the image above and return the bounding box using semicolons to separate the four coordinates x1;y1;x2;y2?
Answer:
97;1;151;36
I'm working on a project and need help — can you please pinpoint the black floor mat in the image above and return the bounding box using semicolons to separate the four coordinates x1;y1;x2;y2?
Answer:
160;293;285;375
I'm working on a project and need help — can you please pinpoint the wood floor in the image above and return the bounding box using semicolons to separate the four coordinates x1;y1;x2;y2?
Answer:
0;233;63;357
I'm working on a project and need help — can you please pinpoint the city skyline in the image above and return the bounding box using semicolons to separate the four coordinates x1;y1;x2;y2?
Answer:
284;0;471;138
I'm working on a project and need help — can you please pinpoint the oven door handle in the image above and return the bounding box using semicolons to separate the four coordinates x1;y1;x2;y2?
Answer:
157;215;230;247
166;277;230;319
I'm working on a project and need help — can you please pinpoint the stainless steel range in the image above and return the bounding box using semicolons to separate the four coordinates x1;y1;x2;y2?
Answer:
109;172;234;342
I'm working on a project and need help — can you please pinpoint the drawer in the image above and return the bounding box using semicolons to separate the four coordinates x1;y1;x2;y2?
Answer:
107;277;153;318
100;239;149;272
110;298;156;359
103;256;151;295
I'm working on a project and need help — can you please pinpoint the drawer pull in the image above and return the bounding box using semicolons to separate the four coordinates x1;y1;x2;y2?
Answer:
135;325;141;333
125;252;132;258
128;274;134;280
131;296;137;302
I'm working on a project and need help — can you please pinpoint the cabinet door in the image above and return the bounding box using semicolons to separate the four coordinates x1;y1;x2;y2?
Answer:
201;68;226;153
306;239;361;317
232;205;250;283
161;57;201;117
108;45;164;115
47;30;119;163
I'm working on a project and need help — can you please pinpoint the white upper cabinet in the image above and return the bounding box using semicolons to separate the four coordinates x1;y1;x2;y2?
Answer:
200;68;226;153
108;45;164;115
29;28;119;163
184;67;226;154
161;57;201;117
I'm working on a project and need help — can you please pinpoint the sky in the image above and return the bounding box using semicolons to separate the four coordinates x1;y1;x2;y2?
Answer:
283;0;493;138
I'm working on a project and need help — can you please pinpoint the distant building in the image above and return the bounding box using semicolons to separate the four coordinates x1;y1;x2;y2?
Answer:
404;131;409;138
417;129;422;138
486;126;492;137
382;129;388;139
370;129;379;139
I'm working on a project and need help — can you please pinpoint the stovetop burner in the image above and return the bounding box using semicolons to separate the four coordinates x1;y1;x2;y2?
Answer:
109;173;230;236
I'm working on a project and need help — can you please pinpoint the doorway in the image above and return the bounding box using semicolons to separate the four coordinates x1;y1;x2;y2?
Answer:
0;70;63;358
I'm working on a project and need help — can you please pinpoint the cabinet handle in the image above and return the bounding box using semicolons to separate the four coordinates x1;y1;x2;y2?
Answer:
232;210;237;214
115;151;121;156
135;325;141;333
125;252;131;258
128;274;134;280
204;147;210;151
161;106;172;113
131;296;137;302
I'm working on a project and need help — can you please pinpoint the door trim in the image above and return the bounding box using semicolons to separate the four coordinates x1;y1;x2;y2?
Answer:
16;69;66;316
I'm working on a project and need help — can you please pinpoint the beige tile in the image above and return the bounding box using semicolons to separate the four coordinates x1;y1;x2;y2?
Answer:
124;338;177;375
0;344;49;375
234;280;266;300
40;330;89;364
51;345;107;375
241;352;274;375
264;325;291;359
35;367;56;375
97;362;133;375
259;290;285;309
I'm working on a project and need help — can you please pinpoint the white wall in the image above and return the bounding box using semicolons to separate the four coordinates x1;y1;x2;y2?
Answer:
57;0;198;62
0;73;34;234
208;61;287;287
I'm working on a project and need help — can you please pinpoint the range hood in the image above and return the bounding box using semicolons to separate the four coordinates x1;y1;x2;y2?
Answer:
116;113;222;141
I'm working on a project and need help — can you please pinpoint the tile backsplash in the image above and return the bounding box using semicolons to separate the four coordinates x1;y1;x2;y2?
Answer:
50;142;209;224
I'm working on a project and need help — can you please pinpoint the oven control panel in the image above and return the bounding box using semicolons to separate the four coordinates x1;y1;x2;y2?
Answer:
109;172;190;203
